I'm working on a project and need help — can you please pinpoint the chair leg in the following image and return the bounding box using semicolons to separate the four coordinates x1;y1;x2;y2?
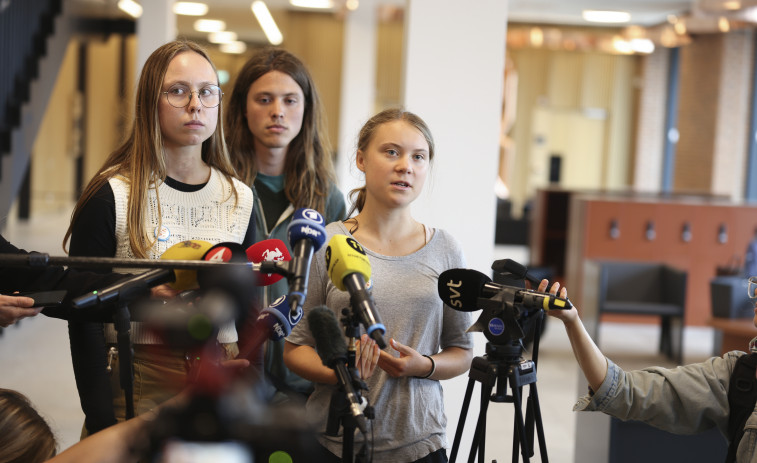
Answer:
660;316;671;358
671;316;684;364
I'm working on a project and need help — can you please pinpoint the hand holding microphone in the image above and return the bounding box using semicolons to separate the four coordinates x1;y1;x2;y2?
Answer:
326;234;387;349
536;278;578;324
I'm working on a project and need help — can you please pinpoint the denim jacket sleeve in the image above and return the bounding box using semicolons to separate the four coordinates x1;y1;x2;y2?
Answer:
574;353;744;437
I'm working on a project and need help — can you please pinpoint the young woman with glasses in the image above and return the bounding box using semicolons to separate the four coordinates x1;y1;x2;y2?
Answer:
62;40;255;436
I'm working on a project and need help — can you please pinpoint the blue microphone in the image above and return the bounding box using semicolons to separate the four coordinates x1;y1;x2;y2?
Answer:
238;294;303;362
286;208;327;316
258;295;303;341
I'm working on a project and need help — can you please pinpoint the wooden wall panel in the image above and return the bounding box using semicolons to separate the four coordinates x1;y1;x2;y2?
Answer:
551;191;757;327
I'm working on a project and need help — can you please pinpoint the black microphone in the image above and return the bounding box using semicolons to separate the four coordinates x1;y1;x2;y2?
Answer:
72;268;175;309
491;258;541;286
308;306;368;434
286;208;327;316
437;268;572;312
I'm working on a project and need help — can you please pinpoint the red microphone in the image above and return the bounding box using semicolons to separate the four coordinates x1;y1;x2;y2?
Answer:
246;238;291;286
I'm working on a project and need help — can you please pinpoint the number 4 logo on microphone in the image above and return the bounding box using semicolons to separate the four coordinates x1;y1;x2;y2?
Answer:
346;237;366;255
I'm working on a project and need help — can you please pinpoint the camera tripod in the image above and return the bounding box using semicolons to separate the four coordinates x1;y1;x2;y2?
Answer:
450;310;548;463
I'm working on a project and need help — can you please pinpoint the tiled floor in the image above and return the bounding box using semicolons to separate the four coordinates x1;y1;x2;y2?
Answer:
0;209;717;462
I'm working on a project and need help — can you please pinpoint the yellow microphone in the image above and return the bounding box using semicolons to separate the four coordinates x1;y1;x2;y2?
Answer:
160;240;213;291
326;234;371;292
326;234;385;348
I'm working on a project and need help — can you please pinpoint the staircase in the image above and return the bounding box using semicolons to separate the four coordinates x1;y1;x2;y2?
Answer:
0;0;70;220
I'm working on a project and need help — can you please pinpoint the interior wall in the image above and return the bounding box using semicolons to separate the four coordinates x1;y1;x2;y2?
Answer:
509;47;637;214
31;41;79;215
284;11;344;152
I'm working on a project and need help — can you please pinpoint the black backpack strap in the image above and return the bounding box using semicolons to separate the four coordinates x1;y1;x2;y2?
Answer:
726;353;757;463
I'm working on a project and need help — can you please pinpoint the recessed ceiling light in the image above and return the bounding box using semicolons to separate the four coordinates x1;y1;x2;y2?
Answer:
630;38;655;54
194;19;226;33
719;17;731;32
582;10;631;24
220;41;248;54
173;2;208;16
208;31;238;44
117;0;142;18
290;0;334;8
252;1;283;45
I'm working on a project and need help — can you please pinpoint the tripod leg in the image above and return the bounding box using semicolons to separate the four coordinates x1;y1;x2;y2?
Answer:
510;378;530;463
528;383;549;463
469;380;494;463
450;376;477;463
525;396;535;456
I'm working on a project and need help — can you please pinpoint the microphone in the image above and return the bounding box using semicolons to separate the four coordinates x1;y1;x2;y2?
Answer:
286;208;327;315
437;268;572;312
73;268;175;309
198;242;257;321
160;239;213;291
237;294;303;362
491;258;541;286
308;306;368;434
246;238;292;286
325;234;386;349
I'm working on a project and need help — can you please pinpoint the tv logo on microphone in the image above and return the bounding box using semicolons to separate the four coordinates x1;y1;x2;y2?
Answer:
346;237;366;255
445;279;463;308
302;208;325;224
262;247;285;262
299;225;323;239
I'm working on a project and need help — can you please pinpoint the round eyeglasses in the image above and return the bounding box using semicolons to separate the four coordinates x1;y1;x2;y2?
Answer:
748;276;757;299
163;84;222;108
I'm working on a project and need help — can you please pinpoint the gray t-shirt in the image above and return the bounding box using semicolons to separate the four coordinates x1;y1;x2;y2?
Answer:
287;221;474;462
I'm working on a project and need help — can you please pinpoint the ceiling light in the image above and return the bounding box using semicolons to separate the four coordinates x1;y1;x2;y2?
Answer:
117;0;142;18
719;17;731;32
723;1;741;10
582;10;631;24
208;31;238;44
289;0;334;8
612;37;633;54
345;0;359;10
173;2;208;16
530;27;544;47
220;41;248;54
252;1;283;45
630;38;655;54
194;19;226;32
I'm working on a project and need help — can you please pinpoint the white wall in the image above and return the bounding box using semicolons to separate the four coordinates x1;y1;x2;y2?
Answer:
403;0;506;278
402;1;508;459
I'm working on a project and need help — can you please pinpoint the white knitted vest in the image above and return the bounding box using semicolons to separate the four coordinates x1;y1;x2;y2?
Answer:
105;167;254;344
